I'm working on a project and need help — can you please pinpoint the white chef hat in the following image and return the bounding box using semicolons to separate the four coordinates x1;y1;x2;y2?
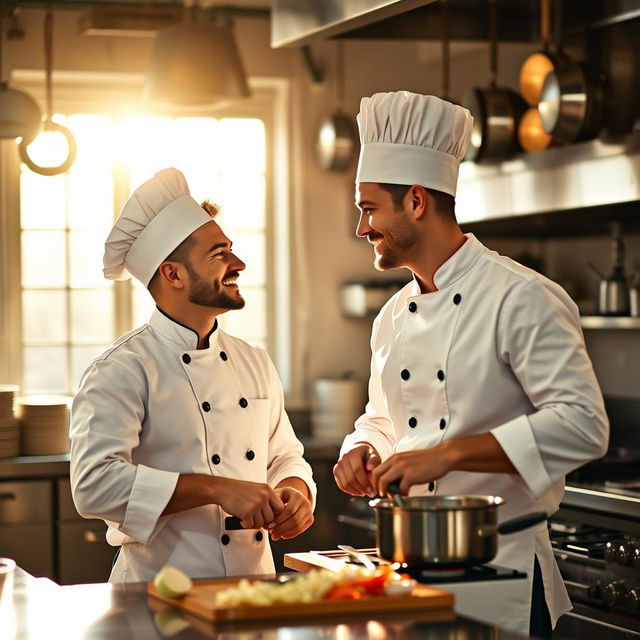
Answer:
355;91;473;197
103;167;213;287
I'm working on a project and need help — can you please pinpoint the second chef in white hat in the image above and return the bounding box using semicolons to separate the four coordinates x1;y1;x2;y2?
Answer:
70;168;315;583
332;91;608;637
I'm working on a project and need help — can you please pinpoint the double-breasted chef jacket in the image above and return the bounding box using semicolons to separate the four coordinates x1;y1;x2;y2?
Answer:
341;233;609;635
70;308;316;583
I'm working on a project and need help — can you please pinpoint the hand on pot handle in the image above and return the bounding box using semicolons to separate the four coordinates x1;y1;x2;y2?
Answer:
333;444;381;497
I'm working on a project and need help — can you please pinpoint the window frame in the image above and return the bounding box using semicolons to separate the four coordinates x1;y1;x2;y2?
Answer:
0;71;297;398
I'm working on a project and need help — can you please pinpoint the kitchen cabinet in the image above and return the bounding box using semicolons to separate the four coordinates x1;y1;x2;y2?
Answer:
57;478;114;585
0;480;53;578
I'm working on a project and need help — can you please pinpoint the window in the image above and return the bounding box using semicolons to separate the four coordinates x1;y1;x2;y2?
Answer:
19;113;269;395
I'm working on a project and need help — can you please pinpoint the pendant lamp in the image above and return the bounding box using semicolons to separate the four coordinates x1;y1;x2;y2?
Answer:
144;8;250;110
0;10;41;142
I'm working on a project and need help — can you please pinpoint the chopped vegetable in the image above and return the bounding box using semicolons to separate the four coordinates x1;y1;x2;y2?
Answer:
154;566;193;599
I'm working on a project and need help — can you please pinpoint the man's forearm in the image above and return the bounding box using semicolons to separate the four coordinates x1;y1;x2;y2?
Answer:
162;474;217;515
275;476;311;499
444;433;517;474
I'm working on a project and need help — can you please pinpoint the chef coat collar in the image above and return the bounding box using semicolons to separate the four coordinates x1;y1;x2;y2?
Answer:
411;233;483;294
150;306;219;350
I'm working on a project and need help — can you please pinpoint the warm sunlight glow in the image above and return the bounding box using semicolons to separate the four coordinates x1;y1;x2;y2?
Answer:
23;129;70;167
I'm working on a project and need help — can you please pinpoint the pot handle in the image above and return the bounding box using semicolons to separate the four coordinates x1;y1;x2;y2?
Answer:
497;511;548;535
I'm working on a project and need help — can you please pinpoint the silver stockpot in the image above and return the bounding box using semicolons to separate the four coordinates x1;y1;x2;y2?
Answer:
369;494;547;568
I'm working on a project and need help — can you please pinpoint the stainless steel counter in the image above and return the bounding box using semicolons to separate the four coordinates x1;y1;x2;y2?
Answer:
2;566;529;639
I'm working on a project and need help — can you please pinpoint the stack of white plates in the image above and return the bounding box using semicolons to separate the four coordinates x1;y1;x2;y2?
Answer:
0;385;20;458
311;378;367;441
18;396;71;456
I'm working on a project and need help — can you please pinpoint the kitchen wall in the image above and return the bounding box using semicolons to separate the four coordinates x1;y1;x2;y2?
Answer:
2;9;638;408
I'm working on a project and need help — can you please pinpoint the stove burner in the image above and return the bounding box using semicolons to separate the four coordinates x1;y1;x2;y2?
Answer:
414;567;467;579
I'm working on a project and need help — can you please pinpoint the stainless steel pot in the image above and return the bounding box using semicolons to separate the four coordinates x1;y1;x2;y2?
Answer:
369;494;547;568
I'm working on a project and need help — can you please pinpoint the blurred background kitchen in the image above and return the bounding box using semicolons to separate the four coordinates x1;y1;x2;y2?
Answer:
0;0;639;634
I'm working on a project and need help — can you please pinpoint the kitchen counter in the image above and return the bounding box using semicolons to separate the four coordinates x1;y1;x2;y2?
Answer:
3;566;533;640
0;438;339;480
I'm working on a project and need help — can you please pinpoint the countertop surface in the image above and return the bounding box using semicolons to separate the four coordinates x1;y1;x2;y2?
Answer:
3;567;527;640
0;438;341;480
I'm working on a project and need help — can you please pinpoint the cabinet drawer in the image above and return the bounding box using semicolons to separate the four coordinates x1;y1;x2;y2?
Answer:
57;478;81;521
58;521;115;585
0;480;51;523
0;524;53;578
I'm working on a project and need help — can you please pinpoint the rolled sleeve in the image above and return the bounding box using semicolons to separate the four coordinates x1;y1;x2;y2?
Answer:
121;464;179;545
491;414;552;497
495;278;608;497
264;355;317;510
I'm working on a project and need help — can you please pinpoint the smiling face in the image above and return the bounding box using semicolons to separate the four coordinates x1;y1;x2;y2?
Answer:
183;221;246;311
355;182;419;271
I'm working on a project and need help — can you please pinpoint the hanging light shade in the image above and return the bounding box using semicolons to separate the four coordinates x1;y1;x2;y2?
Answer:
0;82;42;142
144;20;250;109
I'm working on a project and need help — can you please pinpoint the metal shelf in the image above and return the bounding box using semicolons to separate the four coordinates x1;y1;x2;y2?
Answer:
580;316;640;330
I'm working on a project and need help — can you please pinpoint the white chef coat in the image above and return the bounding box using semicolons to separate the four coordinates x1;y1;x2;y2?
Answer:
70;308;316;583
341;233;609;635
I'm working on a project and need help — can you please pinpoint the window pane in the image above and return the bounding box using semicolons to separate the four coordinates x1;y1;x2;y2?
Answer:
222;287;266;341
67;114;114;172
132;285;155;328
23;346;68;394
219;119;265;174
22;290;67;343
20;172;67;229
70;290;114;343
68;171;114;230
69;231;109;287
22;231;67;287
231;232;265;286
72;345;110;392
218;175;266;231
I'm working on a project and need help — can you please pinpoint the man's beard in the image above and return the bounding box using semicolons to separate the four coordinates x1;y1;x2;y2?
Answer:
186;263;245;310
370;233;409;271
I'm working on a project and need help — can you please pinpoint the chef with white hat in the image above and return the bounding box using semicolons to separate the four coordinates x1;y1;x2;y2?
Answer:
70;168;315;583
333;91;608;637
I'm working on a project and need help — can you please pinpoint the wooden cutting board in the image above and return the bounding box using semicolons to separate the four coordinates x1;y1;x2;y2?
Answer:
147;576;454;623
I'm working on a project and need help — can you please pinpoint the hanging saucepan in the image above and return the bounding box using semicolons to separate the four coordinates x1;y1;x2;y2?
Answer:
518;0;560;106
315;41;357;172
369;486;547;568
538;60;609;143
463;0;526;162
517;0;560;153
316;109;357;172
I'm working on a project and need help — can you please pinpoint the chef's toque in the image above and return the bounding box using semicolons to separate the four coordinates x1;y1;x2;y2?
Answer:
355;91;474;197
103;167;213;287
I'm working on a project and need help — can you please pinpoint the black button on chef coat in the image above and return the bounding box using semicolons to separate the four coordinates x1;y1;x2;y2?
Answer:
408;417;417;428
202;402;211;412
255;531;263;542
182;354;191;364
220;351;228;361
428;482;435;492
221;534;230;545
246;450;255;461
437;370;445;381
401;369;410;381
239;398;248;408
408;301;417;313
439;418;446;430
211;454;221;465
453;293;462;305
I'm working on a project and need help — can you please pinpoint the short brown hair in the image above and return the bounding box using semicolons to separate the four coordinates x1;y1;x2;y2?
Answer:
147;200;220;292
379;183;456;221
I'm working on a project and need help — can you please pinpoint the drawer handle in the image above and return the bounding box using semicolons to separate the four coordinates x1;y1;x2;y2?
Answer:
83;531;107;543
0;492;16;501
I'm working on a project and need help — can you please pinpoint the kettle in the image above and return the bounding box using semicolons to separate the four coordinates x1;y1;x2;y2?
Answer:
587;223;630;316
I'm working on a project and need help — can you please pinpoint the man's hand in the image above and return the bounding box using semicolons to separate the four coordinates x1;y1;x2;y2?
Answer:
211;477;285;529
370;446;453;497
269;487;314;541
333;444;381;497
